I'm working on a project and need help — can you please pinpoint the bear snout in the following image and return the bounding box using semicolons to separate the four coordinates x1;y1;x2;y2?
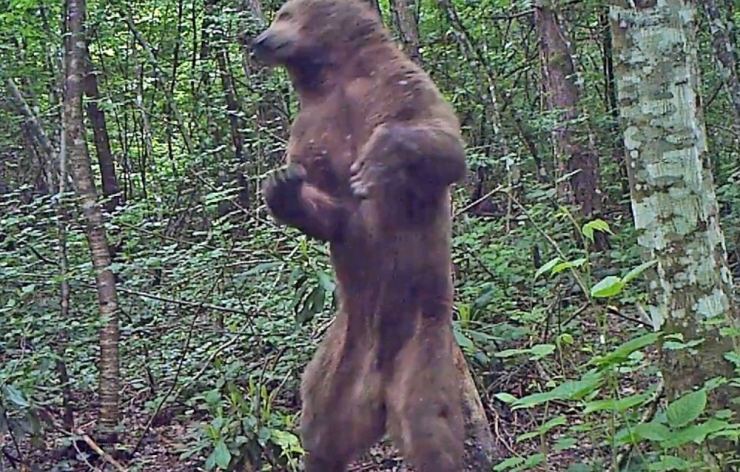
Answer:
251;31;288;62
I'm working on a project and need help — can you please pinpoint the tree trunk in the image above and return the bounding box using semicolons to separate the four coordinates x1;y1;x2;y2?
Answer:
610;0;739;465
83;51;121;215
453;345;499;470
55;103;75;431
600;8;630;199
388;0;421;64
536;0;603;220
702;0;740;121
209;0;251;219
6;76;75;431
65;0;121;436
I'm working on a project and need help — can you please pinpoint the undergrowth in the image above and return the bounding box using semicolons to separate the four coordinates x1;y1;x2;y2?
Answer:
2;179;740;471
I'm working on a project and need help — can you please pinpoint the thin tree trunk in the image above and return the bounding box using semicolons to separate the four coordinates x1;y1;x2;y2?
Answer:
600;8;630;199
388;0;421;63
55;103;75;431
702;0;740;121
83;52;121;215
210;0;250;217
437;0;522;226
65;0;121;436
6;79;57;161
536;0;603;219
610;1;739;466
6;76;75;431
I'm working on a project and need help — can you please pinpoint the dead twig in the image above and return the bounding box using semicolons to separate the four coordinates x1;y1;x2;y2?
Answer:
75;429;128;472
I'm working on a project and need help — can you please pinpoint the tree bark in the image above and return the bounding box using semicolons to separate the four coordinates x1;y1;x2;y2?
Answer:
702;0;740;121
453;345;499;470
6;76;76;431
83;52;121;215
600;8;630;199
610;0;739;465
209;0;250;218
536;0;603;219
65;0;121;436
388;0;421;64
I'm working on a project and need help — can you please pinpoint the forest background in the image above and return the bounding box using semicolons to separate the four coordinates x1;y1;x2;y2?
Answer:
2;0;740;471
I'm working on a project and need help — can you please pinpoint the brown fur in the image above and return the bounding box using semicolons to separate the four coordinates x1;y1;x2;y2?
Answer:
253;1;468;470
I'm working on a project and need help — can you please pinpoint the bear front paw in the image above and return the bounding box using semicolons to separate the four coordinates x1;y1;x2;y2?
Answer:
349;158;391;199
262;163;307;216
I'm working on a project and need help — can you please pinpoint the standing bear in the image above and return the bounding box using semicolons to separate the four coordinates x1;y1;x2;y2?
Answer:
252;0;478;470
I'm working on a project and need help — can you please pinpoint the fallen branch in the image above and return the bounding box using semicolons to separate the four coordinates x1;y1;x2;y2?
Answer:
75;429;128;472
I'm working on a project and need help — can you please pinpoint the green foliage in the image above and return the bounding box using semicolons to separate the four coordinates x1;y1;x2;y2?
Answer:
178;381;303;471
2;0;740;469
487;219;740;471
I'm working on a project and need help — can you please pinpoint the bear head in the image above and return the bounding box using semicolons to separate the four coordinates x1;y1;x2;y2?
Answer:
251;0;390;69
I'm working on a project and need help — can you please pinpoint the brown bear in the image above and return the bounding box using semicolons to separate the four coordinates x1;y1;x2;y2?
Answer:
252;0;475;470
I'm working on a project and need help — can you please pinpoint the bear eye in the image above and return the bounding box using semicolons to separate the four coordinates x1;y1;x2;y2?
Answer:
276;10;293;21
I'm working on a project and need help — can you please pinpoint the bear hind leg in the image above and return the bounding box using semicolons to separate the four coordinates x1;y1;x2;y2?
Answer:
391;401;464;472
299;321;387;472
385;337;465;472
300;401;386;472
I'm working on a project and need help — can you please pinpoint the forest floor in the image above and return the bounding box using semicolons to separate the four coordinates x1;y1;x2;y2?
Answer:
2;307;658;472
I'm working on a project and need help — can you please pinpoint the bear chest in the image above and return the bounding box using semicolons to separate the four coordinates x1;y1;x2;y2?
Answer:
288;109;363;195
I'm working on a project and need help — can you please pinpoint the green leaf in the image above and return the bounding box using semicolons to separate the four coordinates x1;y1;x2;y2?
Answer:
551;258;587;276
529;344;556;360
271;429;305;455
494;392;518;404
648;455;696;471
583;393;649;414
590;276;624;298
522;453;545;468
723;351;740;367
493;456;524;471
20;284;35;294
472;286;497;310
582;219;614;243
554;437;577;451
590;332;660;367
512;391;559;409
296;286;323;325
457;303;471;323
495;348;527;358
550;376;602;401
633;422;671;442
535;257;560;280
316;271;336;293
453;327;475;352
557;333;574;346
213;439;231;468
3;386;29;408
665;419;728;448
666;389;707;428
622;259;657;284
516;430;539;442
205;452;216;470
536;415;567;434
